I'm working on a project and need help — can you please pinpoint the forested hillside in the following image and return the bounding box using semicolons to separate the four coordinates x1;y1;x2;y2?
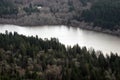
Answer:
0;0;18;17
1;0;120;80
0;32;120;80
0;0;120;35
0;0;91;24
82;0;120;30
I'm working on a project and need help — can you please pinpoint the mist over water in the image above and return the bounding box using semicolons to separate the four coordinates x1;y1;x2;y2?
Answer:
0;24;120;55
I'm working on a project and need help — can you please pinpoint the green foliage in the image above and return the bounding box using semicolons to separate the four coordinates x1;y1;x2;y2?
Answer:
0;32;120;80
23;4;39;15
0;0;18;16
80;0;90;6
82;0;120;30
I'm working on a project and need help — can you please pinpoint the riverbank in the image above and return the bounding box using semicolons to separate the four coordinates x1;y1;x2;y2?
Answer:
1;24;120;54
0;18;120;37
79;23;120;37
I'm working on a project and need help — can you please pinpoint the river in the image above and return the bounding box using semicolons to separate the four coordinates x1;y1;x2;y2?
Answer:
0;24;120;55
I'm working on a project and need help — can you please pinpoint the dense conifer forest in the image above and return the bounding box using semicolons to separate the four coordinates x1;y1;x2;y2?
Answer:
82;0;120;30
0;32;120;80
0;0;18;17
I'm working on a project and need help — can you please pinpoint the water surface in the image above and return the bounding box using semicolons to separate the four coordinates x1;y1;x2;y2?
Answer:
0;24;120;55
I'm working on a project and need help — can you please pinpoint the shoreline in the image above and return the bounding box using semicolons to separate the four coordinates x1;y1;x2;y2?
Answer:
0;20;120;37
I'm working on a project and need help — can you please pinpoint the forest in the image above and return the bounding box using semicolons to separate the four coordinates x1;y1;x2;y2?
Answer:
0;0;18;17
82;0;120;30
0;32;120;80
1;0;120;32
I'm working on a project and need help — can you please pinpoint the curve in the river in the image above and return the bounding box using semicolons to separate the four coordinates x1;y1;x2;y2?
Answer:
0;24;120;55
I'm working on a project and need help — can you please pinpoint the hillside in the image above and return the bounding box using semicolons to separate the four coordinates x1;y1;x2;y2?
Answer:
0;32;120;80
82;0;120;30
0;0;86;25
0;0;120;36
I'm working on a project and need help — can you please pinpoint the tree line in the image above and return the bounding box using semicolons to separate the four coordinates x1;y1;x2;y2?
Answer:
0;32;120;80
0;0;18;17
82;0;120;30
